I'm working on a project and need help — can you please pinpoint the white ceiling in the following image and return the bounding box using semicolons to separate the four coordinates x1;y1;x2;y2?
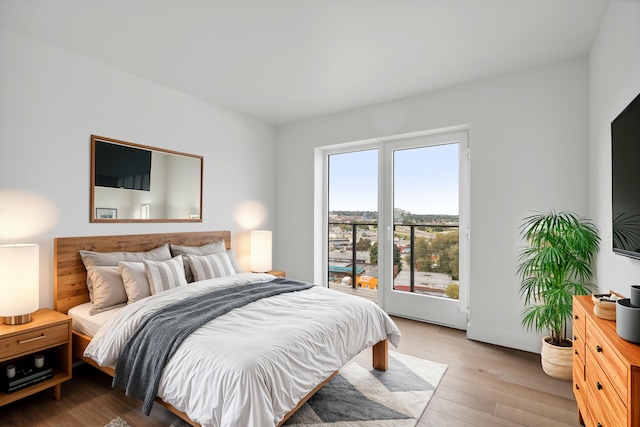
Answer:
0;0;610;125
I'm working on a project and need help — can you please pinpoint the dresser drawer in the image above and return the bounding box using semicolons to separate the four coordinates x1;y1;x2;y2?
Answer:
587;384;626;427
573;299;587;340
573;361;587;408
586;317;627;401
0;323;69;361
582;403;596;427
573;326;586;366
586;349;627;427
573;357;585;384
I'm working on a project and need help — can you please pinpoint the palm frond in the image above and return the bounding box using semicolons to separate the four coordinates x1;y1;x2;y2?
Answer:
613;212;640;250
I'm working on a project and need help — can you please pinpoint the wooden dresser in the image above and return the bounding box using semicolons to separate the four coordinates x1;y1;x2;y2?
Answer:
573;295;640;426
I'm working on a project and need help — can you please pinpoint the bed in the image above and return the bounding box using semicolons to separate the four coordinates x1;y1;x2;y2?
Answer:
53;231;400;427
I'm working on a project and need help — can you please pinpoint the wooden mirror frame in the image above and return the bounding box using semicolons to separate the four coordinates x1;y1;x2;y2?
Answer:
90;135;203;223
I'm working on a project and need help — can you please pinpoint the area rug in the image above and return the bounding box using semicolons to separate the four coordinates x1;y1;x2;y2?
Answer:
284;351;447;426
105;351;447;427
105;417;188;427
104;418;133;427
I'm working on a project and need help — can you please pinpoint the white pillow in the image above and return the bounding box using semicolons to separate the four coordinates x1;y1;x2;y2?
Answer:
185;252;241;282
143;256;188;295
86;266;127;315
118;261;151;303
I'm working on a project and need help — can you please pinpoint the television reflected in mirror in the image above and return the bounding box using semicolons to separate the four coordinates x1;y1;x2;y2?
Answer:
90;135;203;223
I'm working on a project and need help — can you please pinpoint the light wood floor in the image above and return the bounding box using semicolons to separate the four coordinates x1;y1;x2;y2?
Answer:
0;316;580;427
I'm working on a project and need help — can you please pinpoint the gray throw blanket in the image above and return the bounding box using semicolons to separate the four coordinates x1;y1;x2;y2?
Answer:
112;278;314;415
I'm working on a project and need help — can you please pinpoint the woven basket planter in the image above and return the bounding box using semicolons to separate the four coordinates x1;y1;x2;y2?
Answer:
540;337;573;380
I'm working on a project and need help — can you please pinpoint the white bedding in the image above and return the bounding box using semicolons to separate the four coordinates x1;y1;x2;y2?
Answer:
84;273;401;427
68;302;122;337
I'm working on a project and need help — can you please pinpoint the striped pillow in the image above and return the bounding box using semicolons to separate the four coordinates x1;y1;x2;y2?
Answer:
185;252;240;282
169;240;226;283
143;256;188;295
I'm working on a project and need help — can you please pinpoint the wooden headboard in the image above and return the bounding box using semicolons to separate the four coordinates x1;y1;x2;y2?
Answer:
53;231;231;314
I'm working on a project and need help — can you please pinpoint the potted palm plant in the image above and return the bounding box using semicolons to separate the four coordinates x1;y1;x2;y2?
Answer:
517;210;600;380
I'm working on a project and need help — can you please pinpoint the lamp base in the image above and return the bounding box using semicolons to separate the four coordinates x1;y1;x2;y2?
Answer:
2;313;32;325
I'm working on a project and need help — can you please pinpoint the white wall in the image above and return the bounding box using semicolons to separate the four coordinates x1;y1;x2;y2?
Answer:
276;57;590;353
3;2;632;354
589;1;640;295
0;28;276;309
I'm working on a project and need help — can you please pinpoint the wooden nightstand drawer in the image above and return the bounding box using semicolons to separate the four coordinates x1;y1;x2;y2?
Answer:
0;323;69;361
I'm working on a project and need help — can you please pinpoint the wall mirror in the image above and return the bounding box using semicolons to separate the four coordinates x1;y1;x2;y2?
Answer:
90;135;203;223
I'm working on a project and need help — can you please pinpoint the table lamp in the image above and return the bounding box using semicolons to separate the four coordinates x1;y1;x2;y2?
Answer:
0;243;39;325
250;230;272;273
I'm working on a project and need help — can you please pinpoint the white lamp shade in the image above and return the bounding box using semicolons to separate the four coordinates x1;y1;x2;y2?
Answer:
251;230;272;273
0;243;39;317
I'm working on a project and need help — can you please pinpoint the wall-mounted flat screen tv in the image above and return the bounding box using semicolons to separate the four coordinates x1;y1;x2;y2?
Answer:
612;91;640;259
95;141;152;191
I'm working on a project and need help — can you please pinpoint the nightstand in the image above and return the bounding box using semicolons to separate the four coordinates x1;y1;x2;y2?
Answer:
268;270;286;278
0;308;72;406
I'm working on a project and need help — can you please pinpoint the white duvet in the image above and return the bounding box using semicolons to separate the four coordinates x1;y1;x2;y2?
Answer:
84;273;401;427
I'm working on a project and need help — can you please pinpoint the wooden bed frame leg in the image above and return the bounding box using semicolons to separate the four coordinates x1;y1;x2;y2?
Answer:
372;339;388;371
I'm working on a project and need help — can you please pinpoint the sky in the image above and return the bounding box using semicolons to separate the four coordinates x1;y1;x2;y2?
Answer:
329;143;459;215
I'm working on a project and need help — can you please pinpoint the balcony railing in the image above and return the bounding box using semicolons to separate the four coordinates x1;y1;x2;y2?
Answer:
328;222;459;300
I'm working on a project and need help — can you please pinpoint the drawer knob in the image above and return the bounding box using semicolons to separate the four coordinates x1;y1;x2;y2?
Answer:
596;345;602;353
573;335;577;340
575;314;579;319
574;350;578;355
598;423;602;427
575;383;579;390
596;381;603;390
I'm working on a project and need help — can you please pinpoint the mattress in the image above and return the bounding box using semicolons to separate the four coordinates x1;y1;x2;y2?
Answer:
68;302;122;337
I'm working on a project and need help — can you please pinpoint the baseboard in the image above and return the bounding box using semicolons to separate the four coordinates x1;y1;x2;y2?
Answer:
466;323;542;354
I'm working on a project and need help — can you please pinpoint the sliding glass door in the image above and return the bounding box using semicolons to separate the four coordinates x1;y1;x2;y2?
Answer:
327;149;379;302
381;132;468;327
323;130;469;328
